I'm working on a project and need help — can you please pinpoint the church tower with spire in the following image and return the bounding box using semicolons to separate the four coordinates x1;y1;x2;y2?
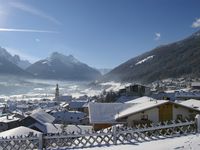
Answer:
55;84;59;101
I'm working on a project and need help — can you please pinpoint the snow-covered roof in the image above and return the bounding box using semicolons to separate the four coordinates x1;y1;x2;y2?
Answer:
29;122;62;134
0;114;20;123
89;103;133;124
52;110;86;123
44;123;62;133
191;82;200;87
116;100;169;119
125;96;155;104
0;126;42;138
117;97;200;120
175;91;200;98
30;109;55;123
64;125;93;134
69;100;88;109
116;96;139;103
16;104;29;109
180;99;200;111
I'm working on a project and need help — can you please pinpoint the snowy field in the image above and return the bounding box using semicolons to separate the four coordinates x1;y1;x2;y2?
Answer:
0;75;129;100
74;134;200;150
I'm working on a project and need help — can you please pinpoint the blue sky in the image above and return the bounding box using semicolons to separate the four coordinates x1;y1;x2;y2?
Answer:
0;0;199;68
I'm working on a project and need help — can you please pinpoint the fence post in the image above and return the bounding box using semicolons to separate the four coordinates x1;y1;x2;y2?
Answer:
38;134;43;150
195;114;200;133
112;125;117;145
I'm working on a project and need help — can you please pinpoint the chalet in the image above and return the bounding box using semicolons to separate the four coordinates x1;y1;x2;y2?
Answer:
119;84;151;97
0;114;20;132
89;97;200;130
116;98;200;127
67;100;89;113
50;110;88;125
191;82;200;89
20;109;61;134
89;103;132;130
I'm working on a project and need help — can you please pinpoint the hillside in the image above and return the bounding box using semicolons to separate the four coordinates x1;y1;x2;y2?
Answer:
0;56;31;76
104;30;200;83
0;47;31;69
0;47;31;77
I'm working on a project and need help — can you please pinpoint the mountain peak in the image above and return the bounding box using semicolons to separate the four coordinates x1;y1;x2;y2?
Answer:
49;52;80;64
0;47;31;69
51;52;63;57
27;52;101;81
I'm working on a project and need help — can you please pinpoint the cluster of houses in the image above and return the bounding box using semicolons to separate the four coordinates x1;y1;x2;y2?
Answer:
1;82;200;137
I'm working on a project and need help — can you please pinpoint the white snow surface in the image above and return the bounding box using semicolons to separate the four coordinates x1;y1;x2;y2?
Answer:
89;103;133;123
180;99;200;111
74;134;200;150
100;81;131;92
30;109;55;123
135;55;154;65
0;126;42;138
125;96;154;104
116;99;168;119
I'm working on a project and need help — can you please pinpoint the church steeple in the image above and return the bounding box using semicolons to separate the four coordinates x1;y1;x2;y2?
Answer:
55;84;59;101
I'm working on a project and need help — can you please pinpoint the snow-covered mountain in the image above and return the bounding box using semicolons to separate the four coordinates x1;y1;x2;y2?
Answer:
0;47;31;76
26;52;102;81
104;30;200;83
0;47;31;69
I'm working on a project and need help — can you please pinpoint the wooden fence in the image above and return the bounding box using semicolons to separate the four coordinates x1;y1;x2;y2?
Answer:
0;119;197;150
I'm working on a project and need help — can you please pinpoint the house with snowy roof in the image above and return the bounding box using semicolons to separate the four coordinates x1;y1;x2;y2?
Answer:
89;103;133;130
175;91;200;100
191;82;200;89
180;99;200;111
0;126;42;138
16;104;30;112
89;96;200;130
0;114;21;132
50;110;88;125
67;100;89;113
19;109;61;134
119;84;151;97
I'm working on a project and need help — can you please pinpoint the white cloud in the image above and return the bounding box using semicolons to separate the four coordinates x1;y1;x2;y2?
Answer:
192;18;200;28
35;38;40;42
5;47;39;63
0;28;58;33
155;32;161;40
9;2;61;25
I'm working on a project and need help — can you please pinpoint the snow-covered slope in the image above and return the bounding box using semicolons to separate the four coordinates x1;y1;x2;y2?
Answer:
104;29;200;83
0;48;31;76
0;47;31;69
26;52;102;81
135;55;154;65
74;134;200;150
